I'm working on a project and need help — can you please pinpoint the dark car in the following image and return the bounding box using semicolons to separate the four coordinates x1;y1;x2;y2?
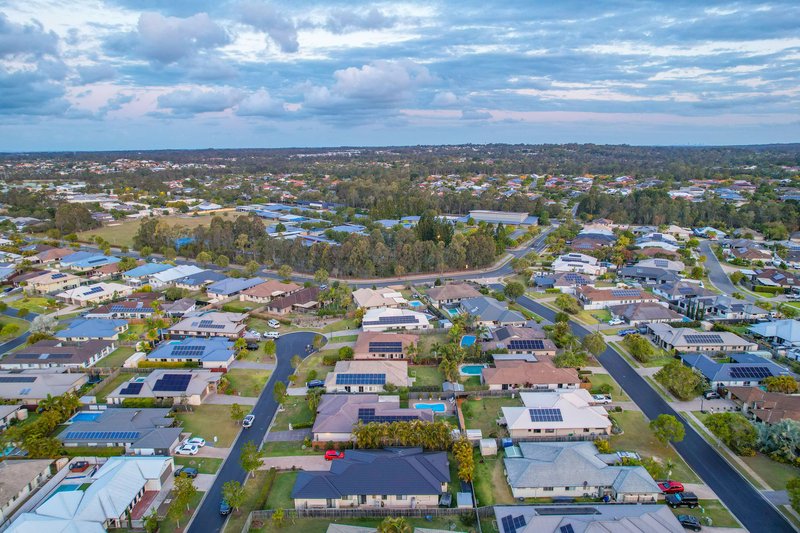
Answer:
219;499;232;516
306;379;325;389
246;341;259;350
666;491;699;509
677;514;702;531
174;466;198;478
618;328;638;336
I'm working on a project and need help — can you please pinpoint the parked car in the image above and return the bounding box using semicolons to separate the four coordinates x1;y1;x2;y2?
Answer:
666;491;699;509
325;450;345;461
592;394;612;404
267;319;280;328
175;443;199;456
319;284;328;290
219;500;232;516
69;461;90;472
618;328;638;336
242;414;255;428
184;437;206;447
263;331;280;339
703;390;720;400
677;514;702;531
608;318;624;326
306;379;325;389
658;480;685;494
174;466;198;478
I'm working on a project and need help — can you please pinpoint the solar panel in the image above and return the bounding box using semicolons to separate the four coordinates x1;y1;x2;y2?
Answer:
51;273;66;279
363;315;419;326
153;374;191;392
335;373;387;385
528;408;563;422
119;382;144;395
560;525;575;533
83;286;104;295
0;376;36;383
610;289;642;298
368;342;403;353
684;334;723;344
729;366;773;379
508;339;545;351
171;346;206;357
654;259;668;267
500;514;528;533
88;258;107;264
64;431;140;440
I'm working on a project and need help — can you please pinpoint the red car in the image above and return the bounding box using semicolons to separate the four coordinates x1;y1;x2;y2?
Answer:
324;450;345;461
658;480;684;494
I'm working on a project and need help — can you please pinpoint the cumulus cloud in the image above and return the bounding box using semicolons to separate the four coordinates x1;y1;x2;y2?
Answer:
157;86;243;115
331;60;434;103
0;65;69;116
238;1;298;53
236;89;285;117
325;8;397;34
77;64;117;84
432;91;467;107
0;13;59;58
461;109;492;120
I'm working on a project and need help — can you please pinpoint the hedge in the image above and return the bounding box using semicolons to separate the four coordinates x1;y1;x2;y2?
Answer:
290;421;314;429
256;468;278;509
64;446;125;457
754;286;785;295
138;360;199;369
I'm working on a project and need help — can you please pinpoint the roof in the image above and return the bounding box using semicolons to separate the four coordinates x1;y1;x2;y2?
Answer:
2;340;112;367
352;288;407;308
361;307;430;329
680;352;792;383
108;369;221;400
57;282;133;301
168;311;246;336
206;277;264;296
460;297;525;324
427;282;481;302
326;360;410;388
161;297;196;314
608;302;683;322
148;337;235;363
0;459;52;507
291;448;449;499
174;270;228;286
635;258;685;271
493;504;683;533
0;370;87;400
656;281;716;299
482;360;579;387
353;331;419;356
619;266;681;283
26;270;81;285
728;387;800;424
241;279;301;298
750;319;800;344
267;287;321;310
312;394;432;435
60;251;121;268
502;390;610;432
577;286;657;303
57;408;180;449
151;264;205;283
55;318;127;339
649;323;757;351
123;263;172;278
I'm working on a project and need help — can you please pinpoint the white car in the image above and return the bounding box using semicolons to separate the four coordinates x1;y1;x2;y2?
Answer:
592;394;613;404
267;319;280;328
263;331;280;339
175;444;199;456
608;319;624;326
242;414;255;428
184;437;206;448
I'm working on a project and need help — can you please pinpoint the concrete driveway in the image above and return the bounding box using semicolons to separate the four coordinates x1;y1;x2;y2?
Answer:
260;455;331;471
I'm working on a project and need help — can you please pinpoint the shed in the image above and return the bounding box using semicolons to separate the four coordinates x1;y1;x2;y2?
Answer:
479;438;497;456
456;492;474;509
466;429;482;443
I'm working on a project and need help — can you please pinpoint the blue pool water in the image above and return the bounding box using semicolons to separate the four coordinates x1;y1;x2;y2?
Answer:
409;300;423;307
69;412;102;423
46;485;82;501
445;308;460;317
460;335;476;347
414;403;446;412
460;364;485;375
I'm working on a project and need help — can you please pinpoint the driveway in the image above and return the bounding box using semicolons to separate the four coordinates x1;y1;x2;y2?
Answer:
195;447;232;459
230;361;276;371
264;429;311;442
204;393;258;406
260;455;331;471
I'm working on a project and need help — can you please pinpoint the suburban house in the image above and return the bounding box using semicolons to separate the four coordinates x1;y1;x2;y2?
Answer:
59;251;120;272
750;319;800;348
480;325;556;356
265;287;321;315
146;337;236;369
106;369;222;406
728;387;800;425
24;271;81;294
648;323;758;353
0;404;25;430
502;390;611;439
460;297;526;327
426;282;482;307
0;370;88;406
240;279;302;304
150;264;205;287
635;258;685;271
492;504;684;533
608;302;684;326
634;233;679;253
57;408;182;455
727;243;773;262
55;318;128;341
0;340;114;370
532;272;594;295
618;265;680;285
653;280;716;301
361;308;431;332
551;253;606;276
352;287;407;309
7;456;173;532
576;287;660;310
325;360;411;393
161;297;197;317
168;311;247;339
31;247;74;264
570;232;616;252
312;394;433;442
352;331;419;360
206;277;264;300
751;268;799;292
85;297;158;319
676;294;769;320
0;460;53;525
504;441;661;502
481;360;580;391
122;262;173;287
291;448;449;509
172;270;228;291
56;282;134;306
680;352;793;389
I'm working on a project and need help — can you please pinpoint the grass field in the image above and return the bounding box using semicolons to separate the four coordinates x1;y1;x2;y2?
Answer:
461;396;522;437
417;332;449;357
410;365;444;387
293;349;334;385
92;373;131;403
264;471;298;510
589;373;631;401
610;411;700;483
260;441;319;457
174;456;223;474
320;318;359;333
328;334;358;342
225;369;271;397
670;499;741;528
0;315;30;338
472;451;515;506
9;296;60;315
271;396;314;431
175;405;241;447
96;346;136;368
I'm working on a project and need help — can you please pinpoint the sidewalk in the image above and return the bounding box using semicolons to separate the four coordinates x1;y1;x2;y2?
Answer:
230;360;275;371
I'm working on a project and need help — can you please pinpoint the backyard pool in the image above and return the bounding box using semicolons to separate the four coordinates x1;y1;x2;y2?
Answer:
460;335;476;348
460;364;486;376
445;308;460;317
408;300;424;308
414;402;446;412
68;412;102;423
46;484;83;502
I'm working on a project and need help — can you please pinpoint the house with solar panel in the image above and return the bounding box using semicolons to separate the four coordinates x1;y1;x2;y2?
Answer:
459;297;526;328
491;503;684;533
324;360;411;393
23;270;82;294
504;441;661;502
426;282;482;308
652;280;716;301
206;276;264;300
55;318;128;341
750;268;800;292
575;287;660;311
167;311;247;339
312;394;433;442
361;307;431;332
0;370;88;406
618;265;681;285
680;352;793;389
352;332;419;360
607;302;684;326
84;295;160;319
480;325;556;357
676;294;770;321
149;264;206;287
146;337;236;369
551;253;607;277
531;272;594;295
482;360;580;391
501;390;611;439
106;369;222;406
750;319;800;348
172;269;228;291
291;448;450;509
56;282;134;306
647;323;758;353
0;340;115;370
57;408;182;455
635;257;685;272
121;262;173;287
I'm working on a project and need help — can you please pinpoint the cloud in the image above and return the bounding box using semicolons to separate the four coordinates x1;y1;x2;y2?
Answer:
324;8;397;34
238;1;298;53
0;13;59;58
235;89;285;117
332;60;434;103
157;86;243;115
461;109;492;120
432;91;466;107
77;64;117;84
0;64;70;116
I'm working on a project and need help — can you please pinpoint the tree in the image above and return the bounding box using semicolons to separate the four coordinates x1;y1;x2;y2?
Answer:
272;507;285;527
140;245;152;258
240;440;264;478
215;254;230;267
649;414;685;445
143;509;158;533
338;346;354;360
314;268;329;284
54;203;97;233
553;350;589;368
196;251;212;265
582;331;606;356
757;419;800;464
278;264;293;279
622;334;655;363
244;260;260;277
230;403;245;424
705;412;757;456
290;354;302;371
16;308;28;318
222;480;246;511
263;339;276;357
503;281;524;301
273;381;287;404
764;375;799;394
117;256;138;272
554;293;580;314
0;323;20;337
554;311;569;323
788;477;800;514
234;337;247;352
168;475;197;528
654;360;704;400
689;266;705;280
452;436;474;482
164;286;187;301
377;516;412;533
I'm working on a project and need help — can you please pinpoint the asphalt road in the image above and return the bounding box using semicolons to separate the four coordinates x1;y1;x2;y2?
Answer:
0;308;36;353
513;293;794;533
186;331;319;533
699;240;756;302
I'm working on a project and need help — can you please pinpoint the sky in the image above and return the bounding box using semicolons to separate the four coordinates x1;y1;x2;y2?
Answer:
1;0;799;151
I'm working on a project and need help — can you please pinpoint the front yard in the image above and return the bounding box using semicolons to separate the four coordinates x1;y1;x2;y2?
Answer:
260;441;319;457
225;369;271;397
173;456;223;474
669;499;741;528
175;404;241;447
460;396;523;438
292;350;334;386
9;296;61;315
588;373;631;402
0;315;30;338
223;469;274;533
264;471;298;510
271;396;314;432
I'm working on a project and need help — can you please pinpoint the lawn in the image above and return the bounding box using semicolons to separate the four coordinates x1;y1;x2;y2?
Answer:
9;296;59;315
92;372;131;403
328;334;358;342
260;441;319;457
461;396;523;437
252;516;475;533
0;315;30;338
222;301;259;313
473;450;514;506
264;471;298;510
741;453;800;491
410;365;444;387
588;373;630;401
271;396;314;431
293;350;334;386
574;309;599;325
670;499;740;528
225;369;271;397
174;456;223;474
417;332;449;357
121;324;146;342
96;346;136;368
610;411;700;483
175;405;241;447
159;490;204;533
320;318;359;333
224;470;273;533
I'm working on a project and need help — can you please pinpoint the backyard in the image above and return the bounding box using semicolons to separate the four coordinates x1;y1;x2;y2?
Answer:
175;404;241;447
460;396;523;438
223;469;274;533
252;516;476;533
271;396;314;432
91;373;131;403
409;365;444;387
225;369;271;397
96;346;136;368
472;450;515;506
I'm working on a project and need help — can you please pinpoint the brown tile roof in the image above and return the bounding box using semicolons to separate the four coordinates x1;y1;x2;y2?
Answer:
481;360;580;387
353;331;419;356
242;279;301;298
427;282;482;302
267;286;320;311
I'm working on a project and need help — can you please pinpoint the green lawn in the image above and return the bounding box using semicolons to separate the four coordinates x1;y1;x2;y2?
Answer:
293;350;334;386
320;318;359;333
417;332;450;357
589;373;631;401
741;453;800;490
574;309;599;325
271;396;314;431
410;365;444;387
222;301;259;313
223;470;274;533
329;334;358;342
670;499;740;528
264;471;298;510
461;396;522;437
0;315;30;338
473;450;514;506
9;296;60;315
121;324;146;342
175;405;242;447
260;441;319;457
174;456;223;474
225;369;271;397
96;346;136;368
92;373;132;403
159;490;204;533
609;411;700;483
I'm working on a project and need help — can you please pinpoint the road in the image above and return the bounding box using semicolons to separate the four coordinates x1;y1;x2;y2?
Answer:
699;240;756;302
0;308;36;353
512;293;794;533
186;331;319;533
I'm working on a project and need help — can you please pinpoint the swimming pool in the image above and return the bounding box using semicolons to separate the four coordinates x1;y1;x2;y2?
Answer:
69;412;102;423
409;300;424;308
46;484;82;501
414;402;446;412
445;308;460;317
460;335;476;348
460;364;486;376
